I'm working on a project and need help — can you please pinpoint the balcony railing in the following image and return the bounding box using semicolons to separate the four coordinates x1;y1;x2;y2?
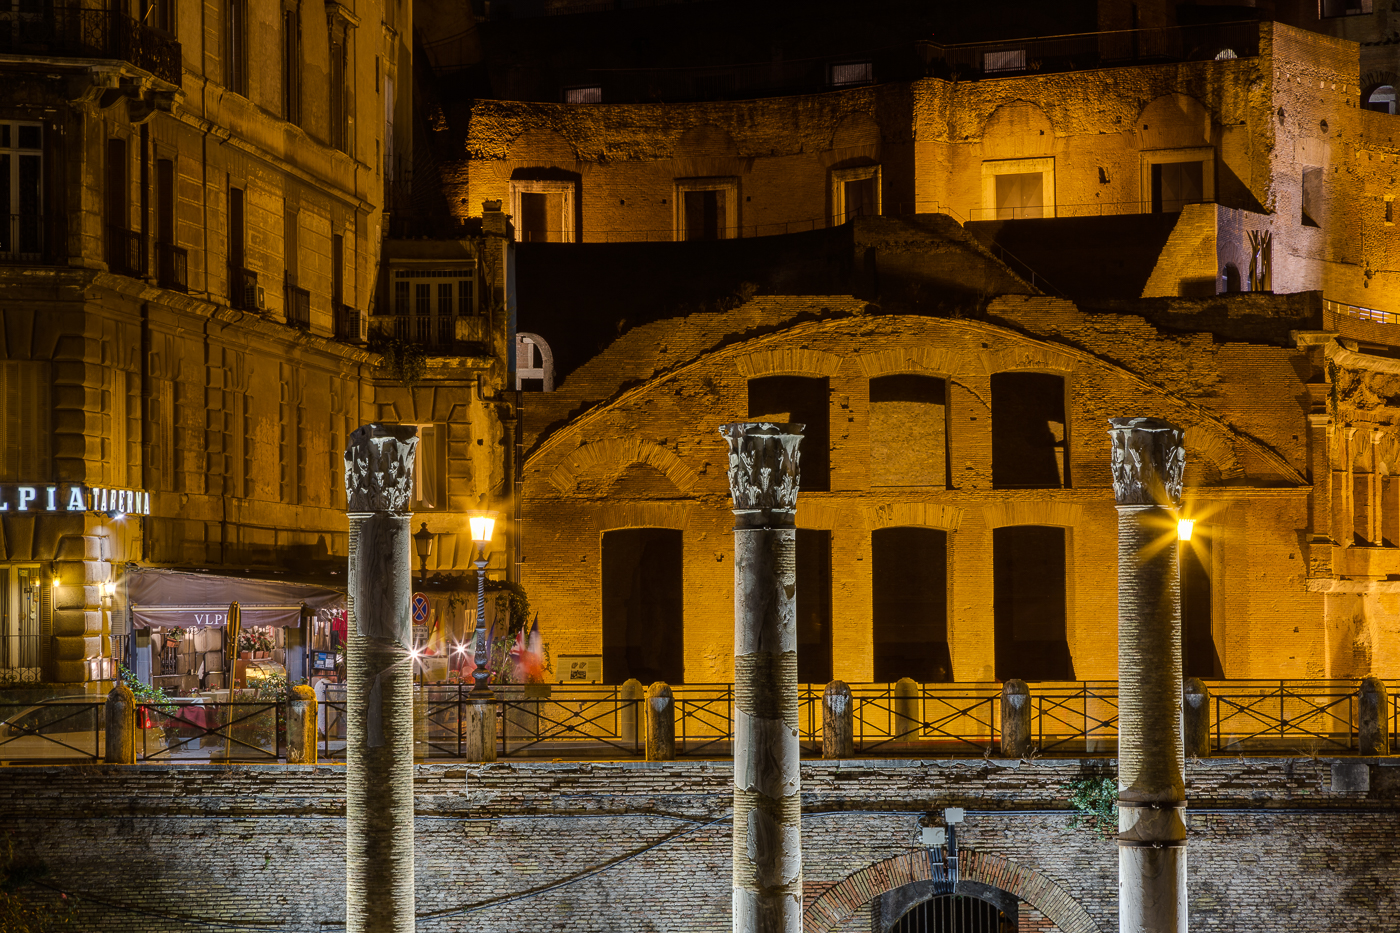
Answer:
0;213;43;263
335;304;363;343
230;266;260;311
105;225;146;278
0;6;182;86
155;241;187;291
285;283;311;330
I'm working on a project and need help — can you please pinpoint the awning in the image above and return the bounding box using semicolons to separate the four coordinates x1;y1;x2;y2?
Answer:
127;568;344;629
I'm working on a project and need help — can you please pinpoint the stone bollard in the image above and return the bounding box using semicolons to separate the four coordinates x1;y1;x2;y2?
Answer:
619;678;644;749
1359;676;1390;756
1182;677;1211;759
645;682;675;761
823;681;854;759
1000;679;1031;758
104;680;136;765
463;695;497;762
287;683;318;765
893;676;921;741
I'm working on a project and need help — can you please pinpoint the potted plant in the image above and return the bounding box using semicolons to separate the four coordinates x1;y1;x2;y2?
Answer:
238;631;256;661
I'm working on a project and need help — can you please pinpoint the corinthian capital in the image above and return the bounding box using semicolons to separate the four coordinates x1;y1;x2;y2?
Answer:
719;422;803;518
1108;417;1185;508
344;423;419;513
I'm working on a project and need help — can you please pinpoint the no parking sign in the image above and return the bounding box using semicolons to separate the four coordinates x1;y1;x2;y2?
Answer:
412;593;430;624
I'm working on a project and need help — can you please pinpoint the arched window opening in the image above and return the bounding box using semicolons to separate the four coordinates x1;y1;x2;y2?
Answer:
870;374;948;488
990;372;1067;489
515;332;554;391
796;529;832;684
602;528;683;685
872;527;951;683
1222;263;1241;293
890;895;1015;932
993;525;1072;682
748;375;829;491
1367;85;1397;114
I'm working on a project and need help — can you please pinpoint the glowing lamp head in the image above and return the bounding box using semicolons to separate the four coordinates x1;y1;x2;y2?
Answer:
102;580;116;598
467;510;498;546
1177;518;1195;542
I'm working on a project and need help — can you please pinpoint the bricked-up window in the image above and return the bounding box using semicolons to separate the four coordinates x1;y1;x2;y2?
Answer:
224;0;248;95
1151;160;1204;213
993;526;1073;681
1301;168;1322;228
748;376;829;491
872;527;951;683
991;372;1067;488
0;362;50;481
870;375;946;487
1182;532;1221;679
796;530;832;684
602;528;684;685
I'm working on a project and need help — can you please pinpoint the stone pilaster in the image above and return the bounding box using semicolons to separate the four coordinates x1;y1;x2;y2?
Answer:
1109;417;1187;933
344;424;418;933
720;422;803;933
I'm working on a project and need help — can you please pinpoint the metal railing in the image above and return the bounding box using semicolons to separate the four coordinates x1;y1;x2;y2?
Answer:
335;304;362;343
0;6;182;85
155;241;187;291
0;213;44;262
105;225;146;278
0;700;102;761
1324;297;1400;326
137;700;282;762
1210;681;1362;754
285;283;311;330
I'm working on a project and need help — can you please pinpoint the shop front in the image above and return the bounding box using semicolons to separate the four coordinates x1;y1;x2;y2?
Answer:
126;570;344;695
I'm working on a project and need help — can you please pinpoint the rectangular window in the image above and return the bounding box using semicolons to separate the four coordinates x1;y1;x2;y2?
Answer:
683;189;721;240
832;165;881;227
283;5;301;124
394;280;409;315
437;282;453;317
228;186;245;271
0;566;43;673
0;122;43;260
872;527;950;683
225;0;248;94
0;362;50;481
748;375;829;491
331;233;344;307
1181;532;1221;679
1302;167;1322;227
870;375;946;487
1319;0;1371;15
511;180;575;243
519;192;556;242
142;0;174;33
995;172;1043;219
991;372;1068;488
602;528;684;685
796;530;833;684
993;526;1073;681
1386;197;1394;225
328;20;351;152
284;208;298;285
1151;160;1204;213
830;62;873;86
564;86;602;104
410;423;445;510
105;138;137;274
392;267;475;344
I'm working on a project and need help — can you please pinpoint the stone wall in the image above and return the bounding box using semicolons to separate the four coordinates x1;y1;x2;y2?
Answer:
2;758;1396;932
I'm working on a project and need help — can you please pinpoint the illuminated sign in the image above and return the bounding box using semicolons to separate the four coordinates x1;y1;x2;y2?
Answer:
0;484;150;515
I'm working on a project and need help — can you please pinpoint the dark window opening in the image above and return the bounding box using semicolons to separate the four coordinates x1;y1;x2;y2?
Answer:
225;0;248;94
1182;533;1221;679
990;372;1067;488
870;374;947;487
283;6;301;124
683;189;722;240
748;375;829;491
1355;472;1372;546
1151;160;1204;213
891;895;1014;933
796;529;832;684
1320;0;1372;16
1302;167;1322;227
1222;262;1241;293
1366;85;1396;114
0;122;44;260
872;527;951;683
993;525;1073;681
519;191;563;242
994;171;1043;219
602;528;684;685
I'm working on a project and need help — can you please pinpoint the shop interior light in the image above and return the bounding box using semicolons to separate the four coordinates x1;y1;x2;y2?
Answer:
1177;519;1195;542
467;510;498;546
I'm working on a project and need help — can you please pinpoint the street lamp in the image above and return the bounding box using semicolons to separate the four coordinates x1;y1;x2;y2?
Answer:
467;510;498;696
412;521;434;591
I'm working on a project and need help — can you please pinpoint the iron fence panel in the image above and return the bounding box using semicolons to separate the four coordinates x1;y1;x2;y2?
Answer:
0;700;103;761
138;701;281;762
1207;681;1358;753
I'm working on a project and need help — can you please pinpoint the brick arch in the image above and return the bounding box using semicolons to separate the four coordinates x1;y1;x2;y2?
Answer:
735;347;843;379
980;345;1077;374
1361;71;1399;106
863;502;964;532
1182;425;1241;482
548;438;699;493
857;346;985;379
981;501;1083;529
595;501;692;532
804;849;1100;933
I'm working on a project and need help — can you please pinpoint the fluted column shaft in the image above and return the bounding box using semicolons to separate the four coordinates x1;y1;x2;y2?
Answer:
721;422;804;933
1110;417;1187;933
344;425;419;933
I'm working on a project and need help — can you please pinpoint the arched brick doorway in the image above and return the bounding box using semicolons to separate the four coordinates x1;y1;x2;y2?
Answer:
803;849;1100;933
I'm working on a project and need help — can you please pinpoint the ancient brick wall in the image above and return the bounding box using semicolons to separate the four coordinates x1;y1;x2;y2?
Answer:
2;758;1395;932
518;298;1324;681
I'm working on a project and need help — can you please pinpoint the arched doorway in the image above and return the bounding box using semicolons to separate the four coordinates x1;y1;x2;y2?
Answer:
886;888;1016;932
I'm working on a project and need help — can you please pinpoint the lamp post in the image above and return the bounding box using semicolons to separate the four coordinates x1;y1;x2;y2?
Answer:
412;522;433;593
462;510;499;762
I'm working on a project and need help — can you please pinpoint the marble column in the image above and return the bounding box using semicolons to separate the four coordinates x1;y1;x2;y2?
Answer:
1109;417;1187;933
720;421;804;933
344;424;419;933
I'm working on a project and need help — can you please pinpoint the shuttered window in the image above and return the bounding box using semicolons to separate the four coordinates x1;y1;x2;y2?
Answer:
0;362;50;481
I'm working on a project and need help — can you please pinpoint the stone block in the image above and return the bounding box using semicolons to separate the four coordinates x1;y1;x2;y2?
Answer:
1330;760;1370;794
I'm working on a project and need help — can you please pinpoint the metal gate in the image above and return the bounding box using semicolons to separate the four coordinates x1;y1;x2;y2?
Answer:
891;895;1012;933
